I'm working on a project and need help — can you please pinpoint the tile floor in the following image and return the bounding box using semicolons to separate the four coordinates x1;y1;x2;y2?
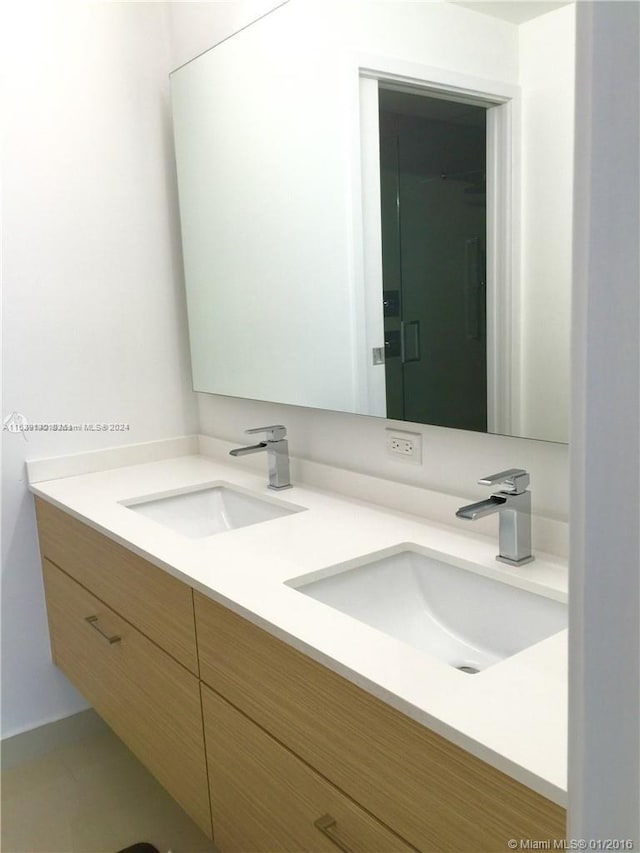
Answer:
1;723;216;853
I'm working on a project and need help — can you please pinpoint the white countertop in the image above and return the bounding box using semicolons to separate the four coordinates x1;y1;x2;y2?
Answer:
29;444;568;807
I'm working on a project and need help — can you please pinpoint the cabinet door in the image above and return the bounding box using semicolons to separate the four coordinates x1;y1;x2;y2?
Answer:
43;559;212;838
201;684;414;853
35;498;198;674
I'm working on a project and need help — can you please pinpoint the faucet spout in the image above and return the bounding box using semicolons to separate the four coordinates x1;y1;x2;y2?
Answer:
456;495;506;520
229;442;267;457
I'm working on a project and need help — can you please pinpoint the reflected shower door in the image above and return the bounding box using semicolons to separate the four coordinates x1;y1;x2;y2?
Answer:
380;94;488;431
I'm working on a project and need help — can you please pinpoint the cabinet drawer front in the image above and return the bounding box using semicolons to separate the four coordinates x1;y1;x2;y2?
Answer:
202;684;413;853
43;559;212;838
35;498;198;674
195;593;566;852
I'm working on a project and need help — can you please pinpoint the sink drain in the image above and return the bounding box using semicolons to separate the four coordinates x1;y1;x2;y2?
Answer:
455;664;481;674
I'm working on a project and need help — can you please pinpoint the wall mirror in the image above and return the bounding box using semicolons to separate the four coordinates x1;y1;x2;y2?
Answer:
170;0;575;443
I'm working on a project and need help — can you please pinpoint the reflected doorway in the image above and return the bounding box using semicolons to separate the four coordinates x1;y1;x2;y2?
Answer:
379;88;488;431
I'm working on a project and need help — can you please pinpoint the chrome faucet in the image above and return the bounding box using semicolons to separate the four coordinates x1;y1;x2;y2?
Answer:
456;469;534;566
229;425;292;490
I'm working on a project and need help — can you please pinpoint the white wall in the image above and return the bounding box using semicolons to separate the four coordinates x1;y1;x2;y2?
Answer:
1;2;199;738
519;5;575;442
166;0;519;79
167;0;288;70
569;1;639;843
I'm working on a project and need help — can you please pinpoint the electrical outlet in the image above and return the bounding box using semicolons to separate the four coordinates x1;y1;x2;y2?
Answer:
385;429;422;464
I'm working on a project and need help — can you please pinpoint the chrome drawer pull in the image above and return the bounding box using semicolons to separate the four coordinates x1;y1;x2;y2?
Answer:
85;615;121;645
314;814;354;853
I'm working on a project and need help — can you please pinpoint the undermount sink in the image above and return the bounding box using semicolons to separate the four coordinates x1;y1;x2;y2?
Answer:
287;547;567;674
121;482;303;538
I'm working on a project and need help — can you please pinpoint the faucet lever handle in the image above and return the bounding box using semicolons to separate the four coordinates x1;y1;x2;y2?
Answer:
244;424;287;442
478;468;530;494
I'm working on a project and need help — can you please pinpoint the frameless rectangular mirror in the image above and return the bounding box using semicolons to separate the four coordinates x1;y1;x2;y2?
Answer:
170;0;575;443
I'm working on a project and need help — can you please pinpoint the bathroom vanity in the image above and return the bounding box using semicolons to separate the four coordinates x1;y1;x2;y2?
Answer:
31;440;568;851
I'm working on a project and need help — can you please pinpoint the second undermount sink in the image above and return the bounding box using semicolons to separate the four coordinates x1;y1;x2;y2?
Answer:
121;482;304;538
287;546;567;674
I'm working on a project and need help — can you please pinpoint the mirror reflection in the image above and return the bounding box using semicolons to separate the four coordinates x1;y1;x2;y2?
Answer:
170;0;575;443
379;88;488;431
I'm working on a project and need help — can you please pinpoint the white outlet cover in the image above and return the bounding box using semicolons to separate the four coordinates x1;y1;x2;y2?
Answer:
385;428;422;465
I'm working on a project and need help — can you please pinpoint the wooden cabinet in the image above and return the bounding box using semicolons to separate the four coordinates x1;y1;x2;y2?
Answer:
35;498;198;674
201;684;414;852
35;497;566;853
42;558;212;837
195;591;566;852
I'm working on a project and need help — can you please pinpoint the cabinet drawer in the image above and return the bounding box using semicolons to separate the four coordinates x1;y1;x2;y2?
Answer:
202;684;413;852
43;559;212;838
35;498;198;674
195;593;566;852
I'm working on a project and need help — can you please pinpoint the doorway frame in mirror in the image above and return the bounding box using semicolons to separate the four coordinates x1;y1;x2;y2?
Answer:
352;54;521;435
